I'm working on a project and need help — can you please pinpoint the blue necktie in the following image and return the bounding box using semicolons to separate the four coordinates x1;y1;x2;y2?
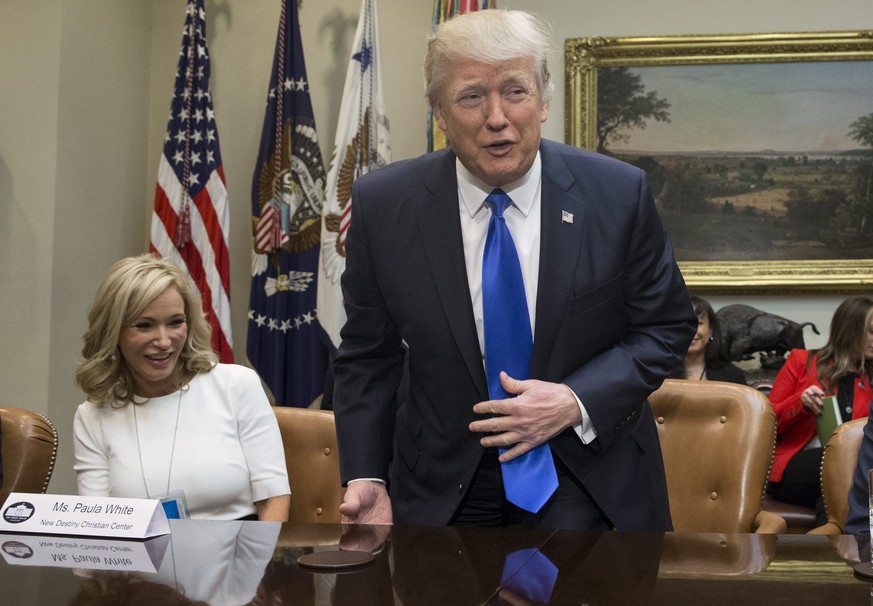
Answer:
482;189;558;513
501;548;558;603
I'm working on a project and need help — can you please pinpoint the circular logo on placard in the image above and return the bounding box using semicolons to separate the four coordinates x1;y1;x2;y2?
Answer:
3;501;35;524
1;541;33;559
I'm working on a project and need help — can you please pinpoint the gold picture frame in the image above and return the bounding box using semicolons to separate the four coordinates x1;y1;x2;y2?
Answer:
565;31;873;293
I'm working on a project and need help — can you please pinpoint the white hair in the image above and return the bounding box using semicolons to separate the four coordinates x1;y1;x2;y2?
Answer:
424;9;554;107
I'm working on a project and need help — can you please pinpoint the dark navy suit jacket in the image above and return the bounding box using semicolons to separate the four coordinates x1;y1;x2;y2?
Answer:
846;407;873;534
332;139;696;529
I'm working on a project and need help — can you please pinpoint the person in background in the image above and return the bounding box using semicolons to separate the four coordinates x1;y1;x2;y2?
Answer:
73;254;290;521
846;405;873;535
670;295;746;385
768;295;873;518
332;9;695;531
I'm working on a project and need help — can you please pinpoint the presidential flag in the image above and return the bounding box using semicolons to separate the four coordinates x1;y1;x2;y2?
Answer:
427;0;497;152
317;0;391;350
151;0;233;363
248;0;328;407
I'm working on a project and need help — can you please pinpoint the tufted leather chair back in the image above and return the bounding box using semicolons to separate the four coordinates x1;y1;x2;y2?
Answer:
0;406;58;505
648;379;785;533
808;417;865;535
272;406;346;523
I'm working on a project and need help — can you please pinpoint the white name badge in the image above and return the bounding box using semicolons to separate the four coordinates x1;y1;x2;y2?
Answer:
0;493;170;539
0;532;170;573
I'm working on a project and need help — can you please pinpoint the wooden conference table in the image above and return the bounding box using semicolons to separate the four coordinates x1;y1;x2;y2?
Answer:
1;520;871;605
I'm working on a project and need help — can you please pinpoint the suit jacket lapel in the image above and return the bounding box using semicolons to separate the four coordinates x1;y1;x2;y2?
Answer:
413;143;583;392
532;143;585;378
416;151;489;398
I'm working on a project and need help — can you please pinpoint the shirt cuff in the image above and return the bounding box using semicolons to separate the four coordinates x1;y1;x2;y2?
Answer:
566;385;597;444
348;478;386;485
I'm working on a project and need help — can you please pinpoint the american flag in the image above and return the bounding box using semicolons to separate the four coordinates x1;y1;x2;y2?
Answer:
248;0;328;407
151;0;233;363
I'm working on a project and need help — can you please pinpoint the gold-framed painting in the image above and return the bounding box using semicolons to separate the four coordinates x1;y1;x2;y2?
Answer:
565;30;873;293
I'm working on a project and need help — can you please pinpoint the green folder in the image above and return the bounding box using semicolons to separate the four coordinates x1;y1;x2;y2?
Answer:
815;395;841;446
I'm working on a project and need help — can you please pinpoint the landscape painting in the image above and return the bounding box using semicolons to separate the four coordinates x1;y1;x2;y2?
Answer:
565;31;873;291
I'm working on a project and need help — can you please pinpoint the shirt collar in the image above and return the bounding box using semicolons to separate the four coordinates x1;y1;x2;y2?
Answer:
456;152;542;219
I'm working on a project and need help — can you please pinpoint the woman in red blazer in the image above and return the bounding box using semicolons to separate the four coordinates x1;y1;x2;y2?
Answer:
768;296;873;515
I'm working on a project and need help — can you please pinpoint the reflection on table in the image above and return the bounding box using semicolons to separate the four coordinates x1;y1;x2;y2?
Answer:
0;520;870;605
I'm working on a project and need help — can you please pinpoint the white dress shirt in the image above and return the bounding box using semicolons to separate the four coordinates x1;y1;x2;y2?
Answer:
456;156;541;349
455;155;595;442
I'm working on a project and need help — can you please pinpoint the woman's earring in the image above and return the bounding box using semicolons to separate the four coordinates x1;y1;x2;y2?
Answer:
708;336;714;343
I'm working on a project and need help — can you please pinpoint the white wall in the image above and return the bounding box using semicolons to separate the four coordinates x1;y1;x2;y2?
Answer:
0;0;870;495
0;1;152;495
0;3;62;425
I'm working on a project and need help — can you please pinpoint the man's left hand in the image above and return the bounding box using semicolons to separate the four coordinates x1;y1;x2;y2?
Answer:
469;372;583;462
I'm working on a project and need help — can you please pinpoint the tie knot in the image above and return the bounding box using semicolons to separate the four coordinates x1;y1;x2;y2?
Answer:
485;189;512;218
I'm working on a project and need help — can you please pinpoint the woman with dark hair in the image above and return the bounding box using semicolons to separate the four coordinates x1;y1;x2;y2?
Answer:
671;295;746;384
768;295;873;515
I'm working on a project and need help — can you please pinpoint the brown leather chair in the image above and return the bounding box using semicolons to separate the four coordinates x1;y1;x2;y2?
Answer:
272;406;346;523
0;406;58;505
808;417;866;535
648;379;787;533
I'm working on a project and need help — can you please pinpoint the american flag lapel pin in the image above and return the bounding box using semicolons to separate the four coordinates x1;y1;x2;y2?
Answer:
561;210;574;224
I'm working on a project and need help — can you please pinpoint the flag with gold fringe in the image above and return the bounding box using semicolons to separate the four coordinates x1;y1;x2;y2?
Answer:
317;0;391;350
151;0;233;363
248;0;328;407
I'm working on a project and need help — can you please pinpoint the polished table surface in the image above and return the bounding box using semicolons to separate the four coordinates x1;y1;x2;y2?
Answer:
1;520;872;605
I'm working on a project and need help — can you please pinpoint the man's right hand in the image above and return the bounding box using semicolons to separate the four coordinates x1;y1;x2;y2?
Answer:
339;480;393;525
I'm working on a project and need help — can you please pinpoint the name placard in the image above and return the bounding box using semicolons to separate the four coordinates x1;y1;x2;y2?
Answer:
0;532;170;573
0;493;170;539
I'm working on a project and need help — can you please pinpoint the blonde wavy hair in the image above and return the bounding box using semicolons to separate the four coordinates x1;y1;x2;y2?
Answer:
813;295;873;390
75;254;217;406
